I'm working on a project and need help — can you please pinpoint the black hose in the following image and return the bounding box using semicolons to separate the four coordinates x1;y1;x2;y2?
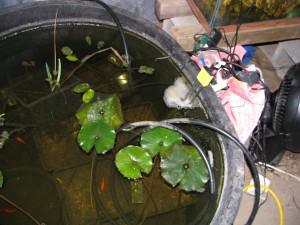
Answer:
91;154;119;225
119;121;216;225
160;118;260;225
87;0;133;90
88;0;130;65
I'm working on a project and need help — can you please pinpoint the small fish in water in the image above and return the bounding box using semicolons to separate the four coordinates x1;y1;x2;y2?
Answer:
100;176;105;192
0;208;16;213
15;136;26;145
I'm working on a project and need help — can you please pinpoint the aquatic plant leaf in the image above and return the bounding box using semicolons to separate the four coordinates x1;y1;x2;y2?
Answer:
76;103;93;125
61;46;73;56
138;66;155;74
78;120;115;154
140;127;183;157
82;89;95;103
84;94;124;129
86;35;92;46
160;144;209;192
108;54;122;67
115;145;153;179
0;170;3;188
73;83;91;93
66;55;79;62
97;41;105;49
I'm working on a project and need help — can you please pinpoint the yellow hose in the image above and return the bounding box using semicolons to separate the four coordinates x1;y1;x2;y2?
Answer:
243;184;284;225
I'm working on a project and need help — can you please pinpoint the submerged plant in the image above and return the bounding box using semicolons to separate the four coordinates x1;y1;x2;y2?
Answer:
0;114;9;150
0;113;5;126
0;131;9;150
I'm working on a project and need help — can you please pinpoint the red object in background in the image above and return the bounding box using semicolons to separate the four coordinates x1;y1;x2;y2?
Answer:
15;136;26;144
0;208;16;213
100;176;105;192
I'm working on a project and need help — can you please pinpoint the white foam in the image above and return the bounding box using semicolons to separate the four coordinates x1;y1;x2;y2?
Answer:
163;77;201;109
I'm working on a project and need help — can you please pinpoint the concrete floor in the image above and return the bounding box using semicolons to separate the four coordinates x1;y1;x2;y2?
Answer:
234;46;300;225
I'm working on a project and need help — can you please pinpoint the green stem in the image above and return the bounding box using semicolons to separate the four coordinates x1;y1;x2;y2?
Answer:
138;155;159;225
61;47;126;85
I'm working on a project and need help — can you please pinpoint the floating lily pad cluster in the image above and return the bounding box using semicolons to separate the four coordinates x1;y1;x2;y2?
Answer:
74;90;209;192
73;85;207;192
115;127;209;192
74;91;124;154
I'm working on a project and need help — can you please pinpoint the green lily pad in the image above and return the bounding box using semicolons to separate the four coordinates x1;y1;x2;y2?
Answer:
61;46;73;56
73;83;91;93
0;170;3;188
76;103;93;125
86;35;92;46
160;144;209;192
140;127;183;157
66;55;79;62
115;145;153;179
83;94;124;129
78;120;116;154
82;89;95;103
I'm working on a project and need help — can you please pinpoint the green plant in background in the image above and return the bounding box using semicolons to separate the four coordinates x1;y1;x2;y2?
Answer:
0;113;5;126
74;85;209;192
0;114;9;150
45;8;62;92
73;83;95;103
45;58;62;92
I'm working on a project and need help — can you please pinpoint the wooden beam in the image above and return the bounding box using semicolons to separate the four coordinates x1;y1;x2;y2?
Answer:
170;24;206;51
187;0;300;45
155;0;193;20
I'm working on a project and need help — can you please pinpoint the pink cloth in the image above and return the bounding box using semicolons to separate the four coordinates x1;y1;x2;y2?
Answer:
220;77;265;144
191;45;247;68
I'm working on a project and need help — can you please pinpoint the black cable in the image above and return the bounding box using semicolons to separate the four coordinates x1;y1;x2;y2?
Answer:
159;118;260;225
122;119;261;224
119;121;216;225
219;27;231;49
198;47;241;62
230;0;243;58
88;0;133;90
91;154;119;225
91;129;142;225
88;0;130;65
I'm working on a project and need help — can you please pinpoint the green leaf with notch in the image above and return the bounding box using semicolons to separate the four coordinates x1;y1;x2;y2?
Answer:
77;120;115;154
140;127;183;157
160;144;209;192
115;145;153;179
